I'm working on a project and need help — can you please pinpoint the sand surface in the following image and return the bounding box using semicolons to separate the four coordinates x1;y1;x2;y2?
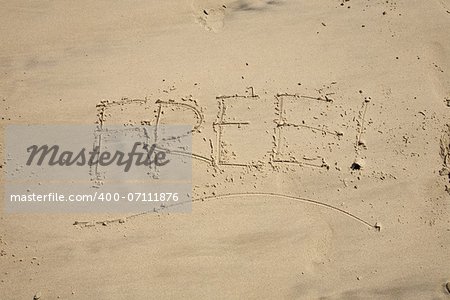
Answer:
1;0;450;299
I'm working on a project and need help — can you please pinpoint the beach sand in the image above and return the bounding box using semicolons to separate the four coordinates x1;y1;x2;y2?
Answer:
1;0;450;298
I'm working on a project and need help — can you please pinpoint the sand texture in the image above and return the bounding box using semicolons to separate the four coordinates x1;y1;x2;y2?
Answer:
1;0;450;299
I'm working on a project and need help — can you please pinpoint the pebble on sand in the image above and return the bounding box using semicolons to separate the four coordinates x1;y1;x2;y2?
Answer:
351;158;365;170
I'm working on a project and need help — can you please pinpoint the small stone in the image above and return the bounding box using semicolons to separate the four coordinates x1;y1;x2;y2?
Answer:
446;281;450;293
351;159;365;170
33;292;41;300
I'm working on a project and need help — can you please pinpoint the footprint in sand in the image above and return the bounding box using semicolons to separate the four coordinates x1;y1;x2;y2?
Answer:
191;0;227;32
232;0;283;12
190;0;283;32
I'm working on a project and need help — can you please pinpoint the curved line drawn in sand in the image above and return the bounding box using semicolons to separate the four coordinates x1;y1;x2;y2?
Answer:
155;147;214;165
74;192;377;229
191;0;284;32
82;89;381;231
191;0;226;32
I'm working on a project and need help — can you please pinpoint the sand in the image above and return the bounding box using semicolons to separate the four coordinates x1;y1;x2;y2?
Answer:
1;0;450;299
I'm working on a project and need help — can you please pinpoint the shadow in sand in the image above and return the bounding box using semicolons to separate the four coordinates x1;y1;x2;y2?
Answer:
233;0;283;12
